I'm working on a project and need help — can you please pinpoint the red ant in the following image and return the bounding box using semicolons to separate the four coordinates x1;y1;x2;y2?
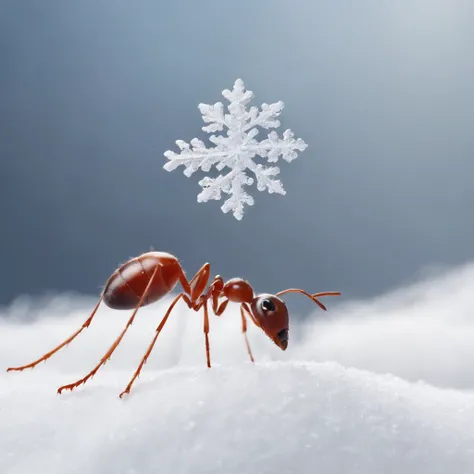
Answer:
7;251;340;398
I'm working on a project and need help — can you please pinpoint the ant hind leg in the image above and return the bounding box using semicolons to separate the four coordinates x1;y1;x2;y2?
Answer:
56;266;161;394
6;296;104;372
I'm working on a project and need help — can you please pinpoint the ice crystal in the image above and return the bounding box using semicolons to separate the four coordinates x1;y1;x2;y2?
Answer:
163;79;307;220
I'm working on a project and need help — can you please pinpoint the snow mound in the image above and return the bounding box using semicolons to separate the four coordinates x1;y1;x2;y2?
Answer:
2;362;474;474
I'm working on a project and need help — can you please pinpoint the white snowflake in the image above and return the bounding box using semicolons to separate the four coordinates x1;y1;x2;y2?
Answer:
163;78;308;220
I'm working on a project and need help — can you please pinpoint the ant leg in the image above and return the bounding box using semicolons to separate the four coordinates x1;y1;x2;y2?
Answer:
178;263;211;302
241;302;261;328
209;276;224;313
276;289;341;311
202;300;211;368
57;265;161;394
189;296;213;369
214;299;229;316
119;292;190;398
7;296;103;372
194;276;227;368
240;304;255;363
197;275;224;315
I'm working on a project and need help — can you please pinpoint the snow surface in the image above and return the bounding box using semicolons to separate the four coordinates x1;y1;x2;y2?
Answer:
2;263;474;473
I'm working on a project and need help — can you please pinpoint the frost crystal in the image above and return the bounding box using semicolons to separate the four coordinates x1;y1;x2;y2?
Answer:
163;79;308;220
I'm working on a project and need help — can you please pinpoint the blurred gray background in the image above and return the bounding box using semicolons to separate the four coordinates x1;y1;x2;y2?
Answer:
1;0;474;313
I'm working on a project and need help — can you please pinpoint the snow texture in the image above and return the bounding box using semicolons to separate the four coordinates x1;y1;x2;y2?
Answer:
163;79;308;220
2;263;474;473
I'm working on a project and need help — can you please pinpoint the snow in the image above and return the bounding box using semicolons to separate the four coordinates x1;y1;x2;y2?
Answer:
2;263;474;473
163;79;308;220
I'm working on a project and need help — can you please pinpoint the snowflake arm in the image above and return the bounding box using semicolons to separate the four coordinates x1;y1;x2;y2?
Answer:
163;79;308;219
255;129;308;163
197;170;254;221
199;103;226;133
246;162;286;195
163;139;226;177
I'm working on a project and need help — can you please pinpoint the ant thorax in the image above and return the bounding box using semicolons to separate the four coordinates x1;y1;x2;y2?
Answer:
223;278;254;303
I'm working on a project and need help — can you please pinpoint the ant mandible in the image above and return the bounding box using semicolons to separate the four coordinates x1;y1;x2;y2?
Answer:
7;251;341;398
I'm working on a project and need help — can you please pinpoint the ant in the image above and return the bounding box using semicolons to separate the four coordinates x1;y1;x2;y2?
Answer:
7;251;340;398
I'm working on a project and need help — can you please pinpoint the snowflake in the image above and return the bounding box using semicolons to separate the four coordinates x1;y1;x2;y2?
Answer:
163;78;308;220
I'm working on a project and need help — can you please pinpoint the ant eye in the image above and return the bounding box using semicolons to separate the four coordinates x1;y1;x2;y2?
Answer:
261;299;275;312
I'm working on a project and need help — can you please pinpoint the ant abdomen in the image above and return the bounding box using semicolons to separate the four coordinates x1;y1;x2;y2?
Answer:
103;252;181;310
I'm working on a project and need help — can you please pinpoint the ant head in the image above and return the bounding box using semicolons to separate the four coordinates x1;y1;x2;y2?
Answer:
250;293;289;351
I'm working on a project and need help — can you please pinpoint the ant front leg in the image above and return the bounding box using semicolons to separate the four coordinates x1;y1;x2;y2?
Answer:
206;277;255;362
240;304;255;363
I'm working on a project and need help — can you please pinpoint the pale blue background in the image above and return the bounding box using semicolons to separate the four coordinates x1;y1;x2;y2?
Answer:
1;0;474;311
